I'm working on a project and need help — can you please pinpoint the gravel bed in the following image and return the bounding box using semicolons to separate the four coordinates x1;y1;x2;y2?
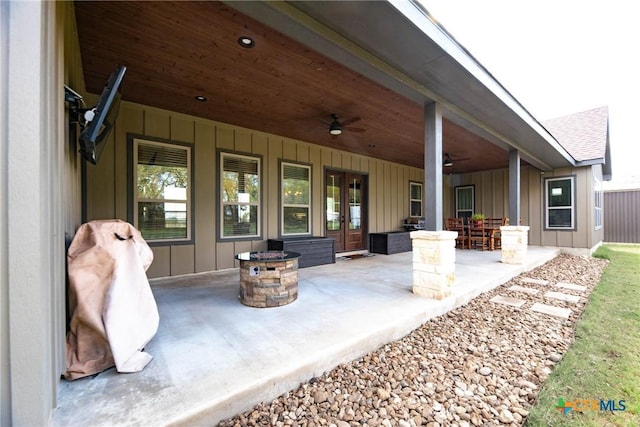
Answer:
219;254;607;427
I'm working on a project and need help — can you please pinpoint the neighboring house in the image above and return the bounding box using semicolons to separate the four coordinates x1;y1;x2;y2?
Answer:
0;1;611;425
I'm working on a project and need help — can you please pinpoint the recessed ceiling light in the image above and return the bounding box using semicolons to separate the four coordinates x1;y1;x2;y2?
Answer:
238;36;255;48
194;95;207;102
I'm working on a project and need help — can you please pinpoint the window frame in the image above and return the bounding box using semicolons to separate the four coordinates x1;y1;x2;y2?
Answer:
455;185;475;220
594;174;603;230
280;161;312;237
544;176;576;230
218;150;262;241
409;181;423;218
129;136;194;245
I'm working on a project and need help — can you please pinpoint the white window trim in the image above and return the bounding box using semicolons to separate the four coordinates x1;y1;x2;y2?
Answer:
594;175;603;230
545;176;576;230
281;162;312;236
220;152;261;239
409;181;423;218
455;185;474;219
133;138;192;243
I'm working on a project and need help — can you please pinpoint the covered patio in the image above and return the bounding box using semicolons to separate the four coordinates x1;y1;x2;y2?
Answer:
52;246;559;426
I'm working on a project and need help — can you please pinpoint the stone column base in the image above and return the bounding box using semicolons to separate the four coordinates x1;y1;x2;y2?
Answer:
500;226;530;264
410;230;457;299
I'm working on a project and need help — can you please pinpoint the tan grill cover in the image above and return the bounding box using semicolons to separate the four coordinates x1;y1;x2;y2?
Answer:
64;220;159;380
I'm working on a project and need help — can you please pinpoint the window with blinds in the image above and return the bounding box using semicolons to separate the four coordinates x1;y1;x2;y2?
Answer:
455;185;475;220
221;152;261;238
281;162;311;235
133;138;191;241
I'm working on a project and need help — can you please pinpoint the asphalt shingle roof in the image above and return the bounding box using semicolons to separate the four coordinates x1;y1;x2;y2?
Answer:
542;106;609;162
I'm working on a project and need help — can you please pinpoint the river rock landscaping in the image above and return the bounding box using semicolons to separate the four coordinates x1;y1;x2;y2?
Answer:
218;253;607;427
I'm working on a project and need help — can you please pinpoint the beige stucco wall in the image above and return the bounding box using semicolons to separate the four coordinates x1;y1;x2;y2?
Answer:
84;101;423;278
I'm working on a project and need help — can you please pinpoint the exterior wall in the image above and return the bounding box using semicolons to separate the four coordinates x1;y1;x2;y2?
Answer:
84;101;422;278
604;189;640;243
2;1;70;425
445;164;602;252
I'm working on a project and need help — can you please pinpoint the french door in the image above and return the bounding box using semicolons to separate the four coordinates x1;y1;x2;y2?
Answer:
325;170;367;252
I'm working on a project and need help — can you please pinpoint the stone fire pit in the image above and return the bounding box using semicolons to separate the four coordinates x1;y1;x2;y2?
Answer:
235;251;301;308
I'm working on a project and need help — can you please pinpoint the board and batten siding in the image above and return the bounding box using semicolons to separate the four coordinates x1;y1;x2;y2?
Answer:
447;165;603;252
84;101;422;278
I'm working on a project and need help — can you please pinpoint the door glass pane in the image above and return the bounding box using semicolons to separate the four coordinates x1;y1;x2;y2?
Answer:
349;177;361;230
326;174;341;231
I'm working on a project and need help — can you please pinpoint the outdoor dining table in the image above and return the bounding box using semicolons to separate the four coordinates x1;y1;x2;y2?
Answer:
468;218;504;251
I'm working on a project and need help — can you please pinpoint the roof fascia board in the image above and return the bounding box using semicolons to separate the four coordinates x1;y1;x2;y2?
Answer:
391;0;575;166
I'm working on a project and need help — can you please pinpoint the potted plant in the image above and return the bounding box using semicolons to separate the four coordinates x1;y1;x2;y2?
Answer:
470;213;485;227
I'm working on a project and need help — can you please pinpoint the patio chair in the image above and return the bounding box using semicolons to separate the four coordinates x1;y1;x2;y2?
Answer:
485;218;507;250
468;218;490;250
446;217;468;249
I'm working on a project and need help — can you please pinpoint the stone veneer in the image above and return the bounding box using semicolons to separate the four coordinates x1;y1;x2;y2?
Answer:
410;230;457;300
500;225;530;264
239;259;298;308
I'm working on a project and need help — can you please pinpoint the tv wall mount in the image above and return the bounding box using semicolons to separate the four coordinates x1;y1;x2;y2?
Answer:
64;85;96;129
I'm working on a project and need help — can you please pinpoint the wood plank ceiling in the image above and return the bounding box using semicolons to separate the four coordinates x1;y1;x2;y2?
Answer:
74;1;511;173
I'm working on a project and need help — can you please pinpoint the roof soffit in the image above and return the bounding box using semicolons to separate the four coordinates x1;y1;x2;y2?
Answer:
228;0;575;170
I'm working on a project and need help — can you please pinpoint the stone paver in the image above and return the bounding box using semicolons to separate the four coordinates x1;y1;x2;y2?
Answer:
520;277;550;286
508;285;540;295
544;291;580;303
530;303;571;319
490;295;526;308
555;282;587;292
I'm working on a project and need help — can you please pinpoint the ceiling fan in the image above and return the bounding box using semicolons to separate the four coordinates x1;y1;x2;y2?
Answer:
443;152;471;167
328;114;365;136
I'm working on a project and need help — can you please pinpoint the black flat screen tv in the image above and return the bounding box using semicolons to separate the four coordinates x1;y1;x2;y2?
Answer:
79;65;127;164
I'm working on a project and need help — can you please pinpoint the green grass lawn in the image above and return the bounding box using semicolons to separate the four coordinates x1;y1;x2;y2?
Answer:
526;244;640;427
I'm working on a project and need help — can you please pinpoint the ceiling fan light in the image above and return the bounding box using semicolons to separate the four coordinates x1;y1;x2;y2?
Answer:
329;120;342;135
443;153;453;167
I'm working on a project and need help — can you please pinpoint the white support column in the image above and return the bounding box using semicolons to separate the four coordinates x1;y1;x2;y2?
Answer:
410;230;457;299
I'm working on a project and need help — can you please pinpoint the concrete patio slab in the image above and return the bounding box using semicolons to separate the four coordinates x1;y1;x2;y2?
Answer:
530;303;572;319
51;246;559;426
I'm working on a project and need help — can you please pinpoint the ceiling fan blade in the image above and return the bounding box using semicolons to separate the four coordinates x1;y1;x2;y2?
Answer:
341;116;361;127
346;127;366;133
